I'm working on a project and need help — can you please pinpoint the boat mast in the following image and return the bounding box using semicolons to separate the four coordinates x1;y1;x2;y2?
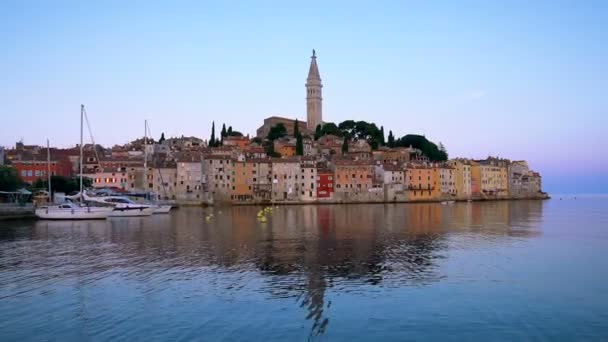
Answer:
80;104;84;196
144;119;147;170
47;139;52;202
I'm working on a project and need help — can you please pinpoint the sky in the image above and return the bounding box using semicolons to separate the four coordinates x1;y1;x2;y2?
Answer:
1;0;607;194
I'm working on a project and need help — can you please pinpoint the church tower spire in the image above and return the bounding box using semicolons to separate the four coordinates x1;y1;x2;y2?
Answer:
306;49;323;131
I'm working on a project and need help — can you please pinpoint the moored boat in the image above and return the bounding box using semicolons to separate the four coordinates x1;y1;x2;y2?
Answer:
83;194;155;217
35;202;113;220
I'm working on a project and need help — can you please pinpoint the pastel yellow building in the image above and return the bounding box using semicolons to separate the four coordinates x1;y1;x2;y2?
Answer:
404;163;441;201
448;159;472;200
475;158;509;197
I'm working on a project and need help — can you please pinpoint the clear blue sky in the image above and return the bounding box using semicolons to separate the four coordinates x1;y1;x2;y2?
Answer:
1;0;607;193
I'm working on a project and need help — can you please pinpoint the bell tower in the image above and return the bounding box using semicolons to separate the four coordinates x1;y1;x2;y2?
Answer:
306;49;323;131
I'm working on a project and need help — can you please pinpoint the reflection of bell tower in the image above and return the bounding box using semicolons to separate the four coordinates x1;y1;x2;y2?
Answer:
306;49;323;131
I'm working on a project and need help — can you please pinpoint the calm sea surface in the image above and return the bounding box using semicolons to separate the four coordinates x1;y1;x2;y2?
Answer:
1;198;607;341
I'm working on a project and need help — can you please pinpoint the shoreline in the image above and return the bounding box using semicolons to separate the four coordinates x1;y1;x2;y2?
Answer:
0;194;551;219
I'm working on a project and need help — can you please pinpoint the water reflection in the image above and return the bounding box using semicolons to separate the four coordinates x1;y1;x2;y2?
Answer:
0;200;544;339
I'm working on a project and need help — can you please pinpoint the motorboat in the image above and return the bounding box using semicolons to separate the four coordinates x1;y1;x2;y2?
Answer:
35;201;113;220
83;194;154;217
151;204;172;214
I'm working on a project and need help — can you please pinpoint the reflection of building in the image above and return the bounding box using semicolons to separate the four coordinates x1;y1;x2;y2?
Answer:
29;200;544;339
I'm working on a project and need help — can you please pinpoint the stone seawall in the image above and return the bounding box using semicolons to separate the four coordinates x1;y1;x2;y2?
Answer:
226;193;550;206
0;204;35;220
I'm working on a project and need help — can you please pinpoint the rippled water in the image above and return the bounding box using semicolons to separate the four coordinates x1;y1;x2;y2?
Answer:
1;198;607;341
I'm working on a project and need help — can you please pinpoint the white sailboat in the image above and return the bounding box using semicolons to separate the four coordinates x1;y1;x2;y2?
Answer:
35;106;113;220
143;119;172;214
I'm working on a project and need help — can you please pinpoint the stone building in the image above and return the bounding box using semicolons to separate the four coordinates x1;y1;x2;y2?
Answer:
439;166;456;197
175;152;203;203
202;155;234;202
299;158;317;201
250;159;273;202
256;116;309;139
271;159;301;202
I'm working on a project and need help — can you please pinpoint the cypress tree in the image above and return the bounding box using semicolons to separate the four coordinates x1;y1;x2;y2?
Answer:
341;136;349;154
210;121;216;147
221;123;227;145
293;119;300;138
380;126;385;146
296;134;304;156
388;130;395;148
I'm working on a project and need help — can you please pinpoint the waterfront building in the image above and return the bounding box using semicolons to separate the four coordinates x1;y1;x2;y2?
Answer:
316;168;334;199
8;150;73;184
175;152;203;202
476;158;510;197
150;160;178;200
509;161;543;197
449;159;472;199
404;163;441;201
0;147;4;166
374;163;405;185
332;159;374;193
250;159;273;202
202;155;234;202
299;158;317;201
271;159;301;201
439;165;456;198
232;160;255;202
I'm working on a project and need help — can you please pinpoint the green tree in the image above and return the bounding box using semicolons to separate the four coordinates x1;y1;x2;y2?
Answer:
395;134;447;161
321;122;341;136
251;137;263;145
227;126;233;135
314;124;323;140
266;123;287;141
227;130;244;137
338;120;356;138
296;134;304;156
293;119;300;138
341;136;349;154
220;123;227;145
380;126;385;146
210;121;216;147
0;166;24;191
387;130;395;148
159;132;166;144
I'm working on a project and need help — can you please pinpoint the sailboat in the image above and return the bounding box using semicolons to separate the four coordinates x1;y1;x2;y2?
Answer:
35;106;114;220
143;119;172;214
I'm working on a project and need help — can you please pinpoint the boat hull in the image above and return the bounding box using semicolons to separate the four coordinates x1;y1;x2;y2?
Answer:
109;207;154;217
35;207;113;220
153;205;172;214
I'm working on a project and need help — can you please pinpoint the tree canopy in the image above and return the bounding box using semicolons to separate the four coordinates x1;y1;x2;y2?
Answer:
266;123;287;141
394;134;448;161
0;166;24;191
